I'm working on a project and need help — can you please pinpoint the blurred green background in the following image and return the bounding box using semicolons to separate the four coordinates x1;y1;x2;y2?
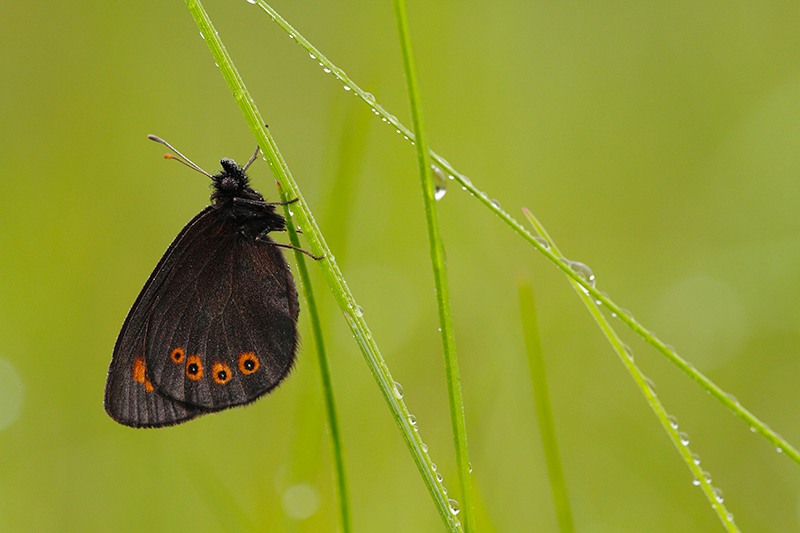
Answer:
2;1;800;531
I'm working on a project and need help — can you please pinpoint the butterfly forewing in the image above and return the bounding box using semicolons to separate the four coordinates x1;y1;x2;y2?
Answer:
103;210;216;427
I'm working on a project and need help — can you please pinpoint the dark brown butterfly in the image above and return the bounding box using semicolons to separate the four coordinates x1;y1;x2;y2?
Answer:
105;135;309;428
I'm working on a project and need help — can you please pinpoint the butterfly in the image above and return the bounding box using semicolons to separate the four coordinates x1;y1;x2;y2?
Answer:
105;135;314;428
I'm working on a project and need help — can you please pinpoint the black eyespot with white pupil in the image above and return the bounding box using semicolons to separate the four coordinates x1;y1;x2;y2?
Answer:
212;362;232;384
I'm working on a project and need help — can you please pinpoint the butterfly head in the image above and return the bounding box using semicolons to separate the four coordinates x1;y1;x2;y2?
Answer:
210;158;265;206
215;158;249;190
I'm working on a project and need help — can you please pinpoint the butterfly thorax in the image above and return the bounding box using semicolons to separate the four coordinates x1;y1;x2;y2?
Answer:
210;158;286;239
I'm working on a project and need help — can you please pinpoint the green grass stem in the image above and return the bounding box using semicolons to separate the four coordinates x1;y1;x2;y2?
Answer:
184;1;461;530
517;281;574;533
392;0;473;530
277;182;351;533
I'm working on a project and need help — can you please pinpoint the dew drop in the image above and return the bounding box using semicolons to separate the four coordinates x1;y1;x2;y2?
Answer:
393;381;404;399
448;499;460;515
436;472;443;482
490;199;501;208
421;443;428;453
566;261;596;287
408;414;417;426
691;452;701;465
777;447;783;453
365;92;375;102
702;471;712;483
245;0;257;5
622;344;634;361
355;305;364;317
533;237;550;251
713;487;724;503
468;462;473;473
431;463;437;471
323;67;332;73
667;415;678;429
724;392;739;405
692;477;701;486
343;85;351;91
308;52;316;59
749;426;756;433
432;165;447;200
678;432;690;446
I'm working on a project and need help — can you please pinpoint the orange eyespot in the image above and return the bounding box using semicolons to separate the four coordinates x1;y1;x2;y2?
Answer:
133;357;154;392
186;355;203;380
212;362;232;384
238;352;259;375
170;347;185;363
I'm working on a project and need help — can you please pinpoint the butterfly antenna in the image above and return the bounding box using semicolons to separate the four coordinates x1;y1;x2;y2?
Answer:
244;146;260;171
148;135;213;178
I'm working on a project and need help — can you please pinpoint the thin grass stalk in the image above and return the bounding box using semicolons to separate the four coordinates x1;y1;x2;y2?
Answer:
517;281;574;533
392;0;473;530
277;183;351;533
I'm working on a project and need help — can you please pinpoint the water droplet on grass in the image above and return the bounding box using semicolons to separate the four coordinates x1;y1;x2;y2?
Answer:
448;499;460;515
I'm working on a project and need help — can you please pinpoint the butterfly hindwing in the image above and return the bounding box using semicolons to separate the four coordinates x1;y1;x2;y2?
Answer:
144;208;299;411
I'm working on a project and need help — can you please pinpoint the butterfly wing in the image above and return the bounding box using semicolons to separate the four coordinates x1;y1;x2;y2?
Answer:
104;208;218;427
142;208;299;412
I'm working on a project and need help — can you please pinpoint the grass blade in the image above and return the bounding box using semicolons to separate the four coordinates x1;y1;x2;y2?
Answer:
392;0;473;531
517;280;574;533
523;209;740;532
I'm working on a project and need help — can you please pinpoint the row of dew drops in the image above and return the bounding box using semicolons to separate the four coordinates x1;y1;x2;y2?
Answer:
393;381;465;522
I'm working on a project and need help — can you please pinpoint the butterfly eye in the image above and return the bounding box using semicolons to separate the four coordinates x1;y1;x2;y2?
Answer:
186;355;203;380
170;347;185;363
132;357;154;392
212;362;232;384
238;352;260;375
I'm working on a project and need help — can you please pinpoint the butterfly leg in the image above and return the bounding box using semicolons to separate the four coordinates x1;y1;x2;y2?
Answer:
261;238;323;260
